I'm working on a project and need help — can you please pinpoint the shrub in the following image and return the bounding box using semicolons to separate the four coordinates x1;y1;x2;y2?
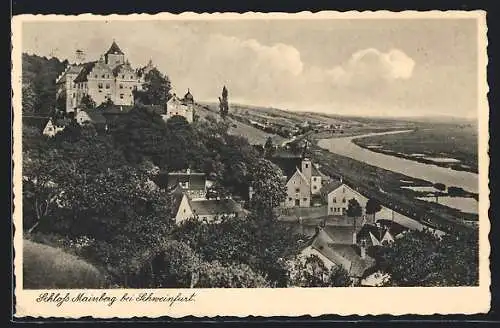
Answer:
23;239;107;289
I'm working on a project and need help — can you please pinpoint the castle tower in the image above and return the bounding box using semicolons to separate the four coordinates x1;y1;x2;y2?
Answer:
75;49;86;64
104;40;125;67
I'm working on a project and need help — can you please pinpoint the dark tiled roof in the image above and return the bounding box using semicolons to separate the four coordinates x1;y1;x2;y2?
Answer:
99;105;135;114
190;198;243;216
84;111;107;124
322;225;357;245
73;61;97;83
105;41;124;55
329;244;375;278
320;180;344;195
167;172;206;190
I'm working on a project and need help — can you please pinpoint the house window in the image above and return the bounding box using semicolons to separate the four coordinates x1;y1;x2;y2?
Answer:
107;74;110;78
94;74;97;78
120;94;124;99
98;83;103;89
303;198;308;202
72;93;75;98
305;164;309;168
102;74;105;78
116;60;120;64
342;198;346;203
122;75;125;79
313;186;317;190
295;188;300;193
105;83;110;89
130;75;133;79
119;84;123;89
288;197;292;201
313;177;317;181
330;207;333;212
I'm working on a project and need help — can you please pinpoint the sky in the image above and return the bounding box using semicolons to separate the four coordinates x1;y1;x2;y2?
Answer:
21;18;480;118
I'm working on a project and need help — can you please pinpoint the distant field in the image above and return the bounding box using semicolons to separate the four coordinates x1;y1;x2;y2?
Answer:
353;125;478;173
195;103;285;145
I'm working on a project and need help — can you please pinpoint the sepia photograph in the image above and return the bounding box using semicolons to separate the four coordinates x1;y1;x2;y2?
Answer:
12;11;490;317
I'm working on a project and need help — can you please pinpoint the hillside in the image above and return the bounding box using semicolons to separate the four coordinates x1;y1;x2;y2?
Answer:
22;53;68;115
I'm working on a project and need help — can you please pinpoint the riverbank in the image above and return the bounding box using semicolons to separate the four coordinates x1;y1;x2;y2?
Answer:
351;128;478;174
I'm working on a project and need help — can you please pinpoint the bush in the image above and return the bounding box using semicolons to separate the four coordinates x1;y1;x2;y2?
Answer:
23;239;107;289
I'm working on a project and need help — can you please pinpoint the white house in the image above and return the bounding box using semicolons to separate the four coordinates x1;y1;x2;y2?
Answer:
327;182;369;216
163;91;194;123
42;118;66;137
171;190;245;225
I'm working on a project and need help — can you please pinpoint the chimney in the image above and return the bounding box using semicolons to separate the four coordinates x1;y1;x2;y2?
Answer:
301;158;312;181
360;239;366;259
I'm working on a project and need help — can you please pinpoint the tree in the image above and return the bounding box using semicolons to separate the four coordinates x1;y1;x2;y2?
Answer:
22;83;37;114
141;68;172;105
346;198;362;219
196;261;269;288
248;159;287;214
434;183;446;191
365;198;382;223
380;228;478;286
80;94;96;110
264;136;275;158
219;85;229;118
287;255;351;287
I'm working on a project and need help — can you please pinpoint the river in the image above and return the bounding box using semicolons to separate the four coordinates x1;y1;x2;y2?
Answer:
317;130;479;194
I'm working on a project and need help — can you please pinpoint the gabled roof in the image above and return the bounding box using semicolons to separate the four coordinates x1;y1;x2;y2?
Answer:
73;61;97;83
329;244;376;278
80;110;107;124
167;171;206;190
190;198;243;216
321;180;344;195
105;41;124;55
170;187;187;218
23;116;50;131
322;225;357;245
289;167;310;186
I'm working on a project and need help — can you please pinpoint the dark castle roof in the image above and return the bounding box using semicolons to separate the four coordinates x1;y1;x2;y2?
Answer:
105;41;124;56
73;61;97;83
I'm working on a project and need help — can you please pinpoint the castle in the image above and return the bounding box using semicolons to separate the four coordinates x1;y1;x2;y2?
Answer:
55;40;196;125
55;41;153;114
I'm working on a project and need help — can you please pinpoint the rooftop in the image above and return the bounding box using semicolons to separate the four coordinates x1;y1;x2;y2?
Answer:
105;41;124;56
190;198;243;216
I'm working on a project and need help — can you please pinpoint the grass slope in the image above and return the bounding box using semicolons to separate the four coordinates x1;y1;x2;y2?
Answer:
23;239;106;289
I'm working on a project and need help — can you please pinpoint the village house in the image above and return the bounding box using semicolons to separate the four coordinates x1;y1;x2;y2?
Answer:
325;180;369;217
166;169;208;200
42;118;67;137
55;41;153;114
75;110;108;132
163;89;195;123
298;225;376;285
171;191;246;224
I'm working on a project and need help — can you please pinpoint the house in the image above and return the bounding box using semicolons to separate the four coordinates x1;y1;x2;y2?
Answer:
326;181;370;217
56;41;153;113
42;118;66;137
166;169;208;200
270;153;324;208
75;110;108;131
163;90;194;123
299;226;376;284
171;190;246;224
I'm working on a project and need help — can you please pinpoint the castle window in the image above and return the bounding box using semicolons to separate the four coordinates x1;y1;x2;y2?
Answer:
122;75;125;79
313;177;317;182
130;75;133;79
120;94;124;99
101;74;105;78
342;198;346;203
105;83;110;89
313;186;317;190
288;197;292;201
107;74;110;78
119;84;123;89
305;163;309;168
94;74;97;78
295;188;300;193
303;198;308;202
98;83;103;89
